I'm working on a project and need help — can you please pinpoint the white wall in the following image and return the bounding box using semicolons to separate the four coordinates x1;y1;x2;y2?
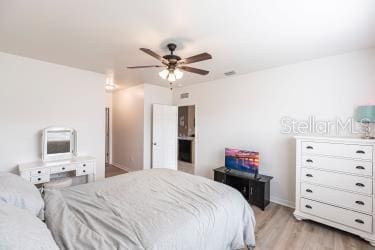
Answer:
143;84;172;169
112;83;171;171
112;85;145;171
173;49;375;207
0;52;106;178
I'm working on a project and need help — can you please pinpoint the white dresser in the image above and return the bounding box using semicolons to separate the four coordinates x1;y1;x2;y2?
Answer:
294;136;375;245
18;156;96;185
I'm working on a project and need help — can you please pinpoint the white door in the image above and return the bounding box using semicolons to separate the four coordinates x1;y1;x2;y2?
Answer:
152;104;178;169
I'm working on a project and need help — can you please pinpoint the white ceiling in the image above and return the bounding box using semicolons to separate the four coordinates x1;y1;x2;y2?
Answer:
0;0;374;89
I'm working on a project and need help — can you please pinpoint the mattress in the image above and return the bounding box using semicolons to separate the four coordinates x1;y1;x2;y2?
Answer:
44;169;256;250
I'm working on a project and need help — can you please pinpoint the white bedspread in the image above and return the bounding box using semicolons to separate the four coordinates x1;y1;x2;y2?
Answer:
44;169;255;250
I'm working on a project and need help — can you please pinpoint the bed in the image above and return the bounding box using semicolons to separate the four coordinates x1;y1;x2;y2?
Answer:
43;169;255;250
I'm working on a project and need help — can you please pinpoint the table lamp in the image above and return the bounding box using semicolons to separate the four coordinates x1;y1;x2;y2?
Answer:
355;105;375;139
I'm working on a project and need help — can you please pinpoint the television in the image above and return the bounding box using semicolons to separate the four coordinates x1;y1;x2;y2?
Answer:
42;127;76;161
225;148;259;177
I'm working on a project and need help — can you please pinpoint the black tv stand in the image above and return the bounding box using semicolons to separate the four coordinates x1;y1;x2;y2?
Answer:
213;167;273;210
224;167;261;180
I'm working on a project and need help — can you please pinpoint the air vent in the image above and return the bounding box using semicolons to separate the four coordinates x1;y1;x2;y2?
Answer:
180;93;189;99
224;70;236;76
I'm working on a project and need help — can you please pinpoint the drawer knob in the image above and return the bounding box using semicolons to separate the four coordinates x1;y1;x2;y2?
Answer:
62;167;65;170
83;170;86;173
355;200;365;205
356;166;365;170
37;170;41;174
305;189;313;193
306;146;314;150
306;174;313;177
83;164;86;167
37;178;41;181
355;219;364;224
305;205;312;209
356;150;365;154
306;159;313;163
355;183;365;187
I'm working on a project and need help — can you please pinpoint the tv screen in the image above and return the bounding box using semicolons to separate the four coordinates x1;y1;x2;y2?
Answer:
225;148;259;174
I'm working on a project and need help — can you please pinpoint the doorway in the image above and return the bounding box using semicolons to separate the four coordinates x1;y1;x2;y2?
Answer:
177;105;196;174
105;107;110;164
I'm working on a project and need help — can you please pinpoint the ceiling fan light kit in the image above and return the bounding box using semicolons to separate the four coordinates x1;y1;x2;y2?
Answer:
127;43;212;83
173;68;183;79
159;68;183;82
167;73;176;82
159;69;169;79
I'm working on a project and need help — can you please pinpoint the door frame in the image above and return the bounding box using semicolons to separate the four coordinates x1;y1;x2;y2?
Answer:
177;103;198;175
105;107;110;164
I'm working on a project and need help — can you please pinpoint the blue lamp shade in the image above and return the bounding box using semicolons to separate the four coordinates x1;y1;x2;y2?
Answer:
355;105;375;123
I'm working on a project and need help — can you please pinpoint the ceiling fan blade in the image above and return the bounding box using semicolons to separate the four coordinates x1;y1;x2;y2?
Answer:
140;48;169;65
127;65;164;69
179;53;212;64
179;66;209;75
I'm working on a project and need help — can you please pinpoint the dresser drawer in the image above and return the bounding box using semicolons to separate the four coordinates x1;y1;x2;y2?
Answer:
30;174;50;184
30;168;50;176
301;142;373;160
302;155;373;177
301;168;372;195
301;198;372;233
76;165;94;176
50;165;74;174
75;162;94;169
301;183;372;214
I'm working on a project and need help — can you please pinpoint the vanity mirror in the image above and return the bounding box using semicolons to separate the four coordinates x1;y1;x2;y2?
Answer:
42;127;77;161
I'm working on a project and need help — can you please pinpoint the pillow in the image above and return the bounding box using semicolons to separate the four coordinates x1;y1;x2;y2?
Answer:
0;204;59;250
0;172;44;218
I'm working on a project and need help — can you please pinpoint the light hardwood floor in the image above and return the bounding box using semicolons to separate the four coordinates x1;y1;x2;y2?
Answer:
178;160;194;174
105;164;127;178
253;203;375;250
103;166;372;249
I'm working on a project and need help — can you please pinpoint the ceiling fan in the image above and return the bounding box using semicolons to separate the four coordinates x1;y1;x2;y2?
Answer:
127;43;212;83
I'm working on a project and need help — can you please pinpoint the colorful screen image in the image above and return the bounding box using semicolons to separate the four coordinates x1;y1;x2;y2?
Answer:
225;148;259;174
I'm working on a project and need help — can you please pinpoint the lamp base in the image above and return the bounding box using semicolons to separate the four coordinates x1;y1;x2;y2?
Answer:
360;122;374;140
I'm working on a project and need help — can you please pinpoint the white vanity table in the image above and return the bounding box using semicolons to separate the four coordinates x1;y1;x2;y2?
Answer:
18;156;96;185
18;127;96;186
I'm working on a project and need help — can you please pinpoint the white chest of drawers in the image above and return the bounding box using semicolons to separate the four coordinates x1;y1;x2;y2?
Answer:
294;136;375;245
18;156;96;185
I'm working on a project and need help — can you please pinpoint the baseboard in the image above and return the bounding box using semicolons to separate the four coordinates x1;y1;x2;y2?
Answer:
111;163;133;172
270;195;295;208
